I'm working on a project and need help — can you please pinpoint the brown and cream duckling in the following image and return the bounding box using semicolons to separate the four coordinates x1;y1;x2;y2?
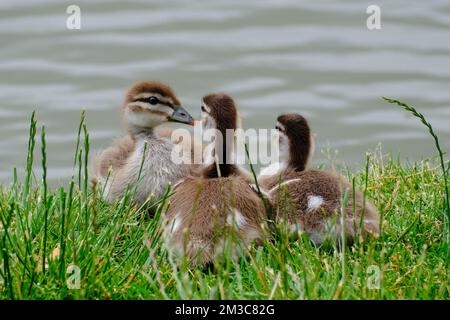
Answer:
92;81;194;206
163;94;267;266
258;114;379;245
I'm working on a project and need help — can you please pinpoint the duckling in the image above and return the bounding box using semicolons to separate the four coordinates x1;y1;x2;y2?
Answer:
154;125;204;170
163;94;267;266
258;114;379;245
92;81;194;206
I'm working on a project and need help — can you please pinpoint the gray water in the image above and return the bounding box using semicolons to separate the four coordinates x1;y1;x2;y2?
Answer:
1;0;449;186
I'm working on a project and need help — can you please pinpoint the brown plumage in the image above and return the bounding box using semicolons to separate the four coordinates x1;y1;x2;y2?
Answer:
164;176;266;266
201;93;240;178
124;81;181;110
278;114;313;171
91;80;194;205
163;94;267;266
259;113;379;245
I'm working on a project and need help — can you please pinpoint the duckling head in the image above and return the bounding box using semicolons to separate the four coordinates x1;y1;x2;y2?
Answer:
200;93;240;175
201;93;238;134
276;113;314;171
122;80;194;134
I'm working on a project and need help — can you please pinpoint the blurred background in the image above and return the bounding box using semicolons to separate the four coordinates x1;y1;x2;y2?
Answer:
0;0;449;185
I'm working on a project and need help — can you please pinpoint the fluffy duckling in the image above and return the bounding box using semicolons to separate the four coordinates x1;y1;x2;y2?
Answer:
154;125;204;169
258;114;379;245
92;81;194;206
163;94;267;266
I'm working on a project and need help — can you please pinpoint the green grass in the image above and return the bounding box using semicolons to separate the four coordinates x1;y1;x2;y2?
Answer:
0;99;448;300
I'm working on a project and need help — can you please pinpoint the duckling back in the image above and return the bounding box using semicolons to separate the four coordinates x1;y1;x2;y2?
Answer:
267;170;379;244
163;175;267;267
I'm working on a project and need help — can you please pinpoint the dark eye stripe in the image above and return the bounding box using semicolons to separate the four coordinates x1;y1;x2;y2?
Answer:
159;100;174;108
135;98;174;108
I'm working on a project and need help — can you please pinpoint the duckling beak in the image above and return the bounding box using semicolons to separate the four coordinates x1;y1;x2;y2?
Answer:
169;106;195;125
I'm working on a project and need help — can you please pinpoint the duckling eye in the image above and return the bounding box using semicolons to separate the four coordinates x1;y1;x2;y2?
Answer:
148;96;159;105
275;125;283;132
201;105;207;113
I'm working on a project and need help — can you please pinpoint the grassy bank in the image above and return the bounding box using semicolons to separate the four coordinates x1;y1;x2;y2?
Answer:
0;101;449;300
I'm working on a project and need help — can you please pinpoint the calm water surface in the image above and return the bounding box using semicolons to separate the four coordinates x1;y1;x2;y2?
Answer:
1;0;449;185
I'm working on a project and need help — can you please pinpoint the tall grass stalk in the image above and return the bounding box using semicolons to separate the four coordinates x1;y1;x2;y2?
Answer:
41;126;49;274
384;97;449;252
73;110;85;168
383;98;448;212
82;123;90;229
23;111;36;205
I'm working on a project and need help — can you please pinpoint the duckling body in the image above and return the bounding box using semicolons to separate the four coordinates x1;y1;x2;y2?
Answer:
261;168;379;244
165;175;266;266
164;94;267;266
259;114;379;244
93;134;135;179
101;131;190;204
154;125;204;173
92;81;194;206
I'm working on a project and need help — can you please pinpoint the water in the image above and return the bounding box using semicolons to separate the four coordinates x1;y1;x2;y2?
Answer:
1;0;449;185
